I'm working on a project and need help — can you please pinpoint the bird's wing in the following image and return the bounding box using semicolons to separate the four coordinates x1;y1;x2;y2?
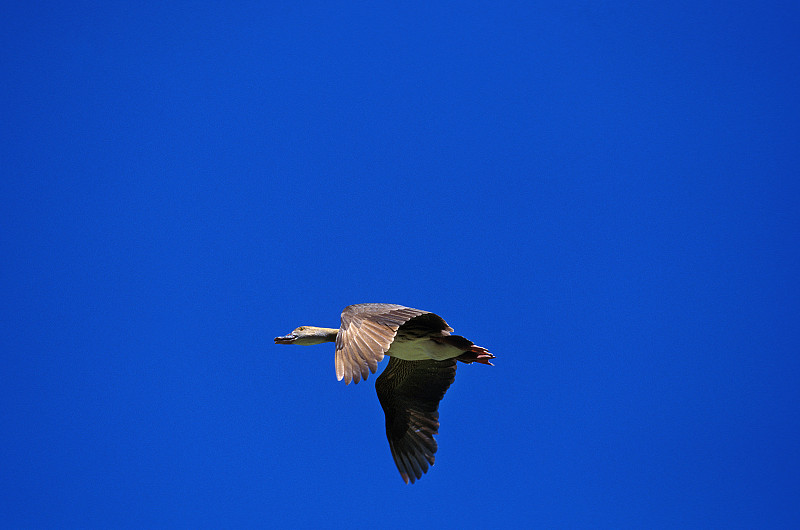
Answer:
375;357;457;484
335;304;431;384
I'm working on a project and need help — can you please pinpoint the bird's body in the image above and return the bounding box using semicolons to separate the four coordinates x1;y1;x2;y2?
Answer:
274;303;494;484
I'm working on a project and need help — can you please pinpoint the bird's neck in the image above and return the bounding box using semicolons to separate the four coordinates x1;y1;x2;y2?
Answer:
316;327;339;342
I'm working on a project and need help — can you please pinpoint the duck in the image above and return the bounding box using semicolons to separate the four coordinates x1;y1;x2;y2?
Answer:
274;303;494;484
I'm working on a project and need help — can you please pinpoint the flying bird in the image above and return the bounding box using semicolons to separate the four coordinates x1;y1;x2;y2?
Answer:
274;303;495;484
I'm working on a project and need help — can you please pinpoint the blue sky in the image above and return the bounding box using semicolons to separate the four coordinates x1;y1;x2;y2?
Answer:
3;1;799;527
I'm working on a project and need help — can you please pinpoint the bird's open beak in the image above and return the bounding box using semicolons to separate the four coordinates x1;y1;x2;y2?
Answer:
274;334;297;344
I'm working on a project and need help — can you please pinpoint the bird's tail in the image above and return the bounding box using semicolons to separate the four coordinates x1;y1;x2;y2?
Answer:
432;335;495;365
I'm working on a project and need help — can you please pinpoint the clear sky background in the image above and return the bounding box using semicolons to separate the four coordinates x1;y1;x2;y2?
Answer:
3;2;799;528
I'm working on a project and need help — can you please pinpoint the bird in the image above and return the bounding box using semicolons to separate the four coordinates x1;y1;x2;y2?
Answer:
274;303;495;484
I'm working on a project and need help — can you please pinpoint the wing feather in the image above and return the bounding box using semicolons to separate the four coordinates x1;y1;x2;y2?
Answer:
375;357;457;484
335;304;434;384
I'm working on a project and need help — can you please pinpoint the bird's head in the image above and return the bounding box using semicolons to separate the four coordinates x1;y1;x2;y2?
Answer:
274;326;339;346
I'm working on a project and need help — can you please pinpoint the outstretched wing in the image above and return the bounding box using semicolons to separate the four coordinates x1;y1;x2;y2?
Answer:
375;357;457;484
335;303;447;384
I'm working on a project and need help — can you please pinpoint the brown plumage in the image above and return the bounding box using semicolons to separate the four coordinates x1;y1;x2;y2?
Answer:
274;303;495;483
376;357;456;483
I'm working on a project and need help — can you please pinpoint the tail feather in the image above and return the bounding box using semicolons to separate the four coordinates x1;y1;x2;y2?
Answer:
432;335;495;365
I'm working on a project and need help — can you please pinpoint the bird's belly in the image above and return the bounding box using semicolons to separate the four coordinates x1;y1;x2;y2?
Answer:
386;338;462;361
